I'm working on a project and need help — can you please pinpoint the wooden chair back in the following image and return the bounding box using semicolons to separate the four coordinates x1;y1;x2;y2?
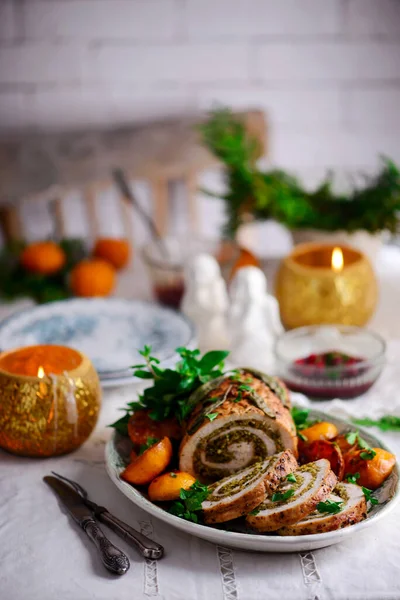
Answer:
0;110;267;244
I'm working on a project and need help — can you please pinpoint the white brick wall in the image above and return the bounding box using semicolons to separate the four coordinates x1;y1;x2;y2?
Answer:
24;0;178;41
184;0;341;38
0;0;400;189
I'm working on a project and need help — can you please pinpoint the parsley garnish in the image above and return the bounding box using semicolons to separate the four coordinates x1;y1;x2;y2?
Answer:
206;413;218;422
317;499;343;514
345;431;358;445
138;436;159;455
360;450;376;460
345;431;376;460
362;486;379;507
109;346;229;433
286;473;297;483
238;384;252;392
345;472;360;484
248;508;260;516
291;407;310;430
271;489;295;502
233;391;242;403
298;432;308;442
352;415;400;432
169;481;209;523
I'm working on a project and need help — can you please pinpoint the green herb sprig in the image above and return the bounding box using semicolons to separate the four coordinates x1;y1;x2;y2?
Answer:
362;486;379;507
352;415;400;432
287;473;297;483
201;108;400;237
317;499;343;514
169;481;209;523
345;472;360;484
271;489;295;502
248;508;260;516
109;346;229;435
291;407;311;431
345;431;376;460
138;437;159;455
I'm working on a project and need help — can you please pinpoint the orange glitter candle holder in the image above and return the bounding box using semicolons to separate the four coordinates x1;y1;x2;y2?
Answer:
275;243;378;329
0;345;101;457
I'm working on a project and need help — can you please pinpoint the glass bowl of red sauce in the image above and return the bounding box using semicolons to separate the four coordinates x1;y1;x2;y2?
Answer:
275;325;386;400
141;236;240;309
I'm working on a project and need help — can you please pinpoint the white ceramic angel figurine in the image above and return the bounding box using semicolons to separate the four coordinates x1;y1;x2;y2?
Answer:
181;253;229;353
228;266;284;372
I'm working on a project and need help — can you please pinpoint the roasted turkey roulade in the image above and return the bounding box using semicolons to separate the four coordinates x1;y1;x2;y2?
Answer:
246;458;337;532
202;450;298;524
278;482;367;536
179;369;297;482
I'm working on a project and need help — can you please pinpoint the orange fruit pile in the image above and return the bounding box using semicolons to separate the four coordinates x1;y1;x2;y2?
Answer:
21;241;66;275
20;236;132;298
93;238;130;270
70;259;116;297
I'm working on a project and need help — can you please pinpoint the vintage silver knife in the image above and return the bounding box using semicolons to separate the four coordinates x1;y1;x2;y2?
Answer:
44;476;130;576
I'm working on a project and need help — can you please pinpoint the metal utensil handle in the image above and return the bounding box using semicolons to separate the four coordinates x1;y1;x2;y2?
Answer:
98;510;164;560
83;518;130;575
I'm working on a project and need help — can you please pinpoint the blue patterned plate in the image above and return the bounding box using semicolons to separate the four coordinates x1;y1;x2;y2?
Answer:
0;299;195;387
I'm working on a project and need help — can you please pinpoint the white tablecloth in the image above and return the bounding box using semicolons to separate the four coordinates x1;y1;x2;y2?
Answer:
1;247;400;600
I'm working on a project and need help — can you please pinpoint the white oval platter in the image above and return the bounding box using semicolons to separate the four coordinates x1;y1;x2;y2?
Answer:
105;408;399;553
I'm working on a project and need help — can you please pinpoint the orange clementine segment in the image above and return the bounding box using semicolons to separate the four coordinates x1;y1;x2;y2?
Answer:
300;422;339;444
344;447;396;490
148;471;197;501
121;437;173;485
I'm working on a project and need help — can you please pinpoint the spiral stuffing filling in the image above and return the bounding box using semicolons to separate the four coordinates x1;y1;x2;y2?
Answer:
192;417;284;481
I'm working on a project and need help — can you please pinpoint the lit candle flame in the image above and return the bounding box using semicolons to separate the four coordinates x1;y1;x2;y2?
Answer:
37;366;45;379
331;247;344;273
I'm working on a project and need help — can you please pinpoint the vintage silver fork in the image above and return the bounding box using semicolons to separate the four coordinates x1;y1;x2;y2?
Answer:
51;472;164;560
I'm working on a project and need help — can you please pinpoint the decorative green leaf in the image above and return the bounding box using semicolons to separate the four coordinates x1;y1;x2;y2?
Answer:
286;473;297;483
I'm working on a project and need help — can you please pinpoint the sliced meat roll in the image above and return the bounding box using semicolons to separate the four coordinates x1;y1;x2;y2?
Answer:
179;370;297;482
278;482;367;536
246;459;337;532
202;450;298;524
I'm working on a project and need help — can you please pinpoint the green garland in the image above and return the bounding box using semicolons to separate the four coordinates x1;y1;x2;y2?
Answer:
0;238;87;304
200;108;400;237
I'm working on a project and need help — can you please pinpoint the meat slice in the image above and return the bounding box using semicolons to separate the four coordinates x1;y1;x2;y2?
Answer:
202;450;298;524
278;482;367;536
246;459;337;532
179;371;297;482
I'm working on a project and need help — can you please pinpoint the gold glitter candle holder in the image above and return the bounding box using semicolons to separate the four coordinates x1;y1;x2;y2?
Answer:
275;243;378;329
0;345;101;457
